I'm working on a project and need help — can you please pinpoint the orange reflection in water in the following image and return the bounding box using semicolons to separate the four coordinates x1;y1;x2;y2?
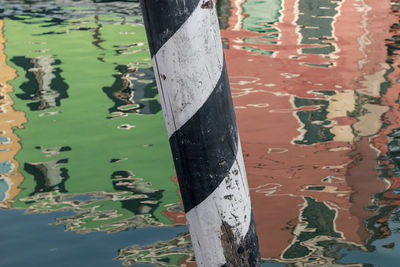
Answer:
0;20;27;208
220;0;398;263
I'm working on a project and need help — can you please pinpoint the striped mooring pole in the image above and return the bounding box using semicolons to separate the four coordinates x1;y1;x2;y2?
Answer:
140;0;262;266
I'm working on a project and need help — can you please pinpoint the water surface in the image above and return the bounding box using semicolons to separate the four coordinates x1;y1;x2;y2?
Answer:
1;0;400;266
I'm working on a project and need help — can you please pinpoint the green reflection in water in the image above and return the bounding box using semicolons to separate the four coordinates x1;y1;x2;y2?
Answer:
116;231;194;266
10;55;69;111
103;65;161;117
4;11;189;263
243;0;282;33
217;0;232;30
240;0;282;55
293;92;334;145
283;197;341;259
297;0;341;55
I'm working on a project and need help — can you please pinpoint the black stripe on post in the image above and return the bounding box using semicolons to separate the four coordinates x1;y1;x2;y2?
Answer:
169;61;238;213
140;0;200;56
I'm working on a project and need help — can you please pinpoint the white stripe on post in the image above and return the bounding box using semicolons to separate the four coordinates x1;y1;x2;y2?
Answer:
186;142;252;266
152;0;223;137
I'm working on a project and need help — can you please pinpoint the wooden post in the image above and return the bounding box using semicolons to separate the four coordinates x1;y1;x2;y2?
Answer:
140;0;262;266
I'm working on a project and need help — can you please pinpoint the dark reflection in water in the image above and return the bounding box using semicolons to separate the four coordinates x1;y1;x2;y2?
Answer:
388;129;400;176
103;65;161;117
283;196;341;259
216;0;231;30
10;56;69;111
297;0;340;56
25;158;69;195
24;146;72;196
111;170;163;216
0;0;142;22
293;93;334;145
92;15;105;62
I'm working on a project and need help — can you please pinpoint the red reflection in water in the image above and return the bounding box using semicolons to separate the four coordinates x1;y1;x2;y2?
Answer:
219;0;399;263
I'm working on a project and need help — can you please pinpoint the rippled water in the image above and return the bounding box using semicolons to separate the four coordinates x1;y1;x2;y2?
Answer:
1;0;400;266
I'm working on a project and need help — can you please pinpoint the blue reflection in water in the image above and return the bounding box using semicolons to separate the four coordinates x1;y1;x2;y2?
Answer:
262;261;285;266
336;208;400;267
65;194;105;201
0;209;188;267
0;179;9;201
0;160;12;174
337;239;400;267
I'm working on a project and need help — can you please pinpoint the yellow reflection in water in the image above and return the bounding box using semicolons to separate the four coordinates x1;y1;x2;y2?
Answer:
0;20;27;208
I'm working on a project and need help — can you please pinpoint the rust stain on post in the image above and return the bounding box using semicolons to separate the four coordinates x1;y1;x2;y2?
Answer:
220;221;253;267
